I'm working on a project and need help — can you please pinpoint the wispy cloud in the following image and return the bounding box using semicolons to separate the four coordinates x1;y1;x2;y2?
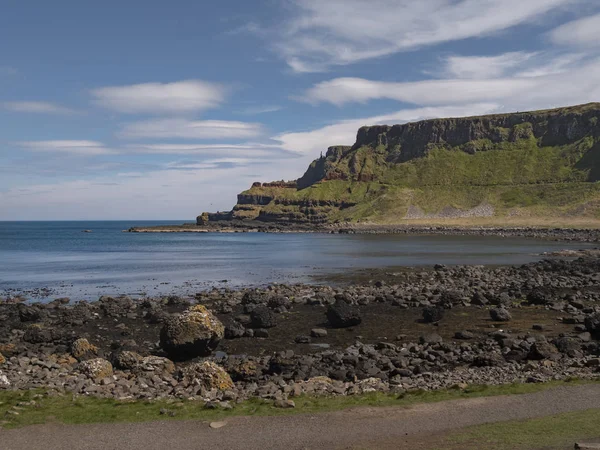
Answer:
439;52;538;79
91;80;227;114
549;12;600;47
300;54;600;110
274;0;584;72
3;101;76;114
119;118;264;140
17;140;116;156
237;105;282;115
124;143;282;156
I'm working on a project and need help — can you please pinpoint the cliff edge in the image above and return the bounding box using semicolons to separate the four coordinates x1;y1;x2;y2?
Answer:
199;103;600;226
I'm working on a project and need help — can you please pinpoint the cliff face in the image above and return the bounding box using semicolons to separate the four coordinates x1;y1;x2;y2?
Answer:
198;103;600;226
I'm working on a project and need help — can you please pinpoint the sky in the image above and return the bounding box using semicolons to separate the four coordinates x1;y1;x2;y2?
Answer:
2;0;600;220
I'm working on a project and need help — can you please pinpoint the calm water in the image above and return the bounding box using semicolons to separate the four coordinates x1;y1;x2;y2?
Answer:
0;221;590;301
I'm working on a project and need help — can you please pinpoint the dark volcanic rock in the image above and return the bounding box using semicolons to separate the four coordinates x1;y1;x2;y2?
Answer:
490;307;512;322
224;321;246;339
326;300;362;328
250;307;277;329
585;312;600;336
422;306;445;323
529;341;560;360
18;304;43;322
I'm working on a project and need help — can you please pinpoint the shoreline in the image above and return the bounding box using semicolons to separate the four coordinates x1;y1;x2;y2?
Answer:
127;222;600;242
0;256;599;406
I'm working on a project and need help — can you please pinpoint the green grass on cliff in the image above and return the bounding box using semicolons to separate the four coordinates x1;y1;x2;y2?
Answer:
239;135;600;223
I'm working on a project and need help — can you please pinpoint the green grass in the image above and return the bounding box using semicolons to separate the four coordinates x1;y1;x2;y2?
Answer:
0;379;596;429
442;408;600;450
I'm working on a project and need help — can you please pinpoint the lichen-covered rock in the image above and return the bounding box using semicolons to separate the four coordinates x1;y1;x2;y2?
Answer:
489;307;512;322
326;300;361;328
182;361;234;391
138;356;175;375
79;358;113;380
160;305;224;359
113;350;143;370
225;358;259;382
71;338;98;361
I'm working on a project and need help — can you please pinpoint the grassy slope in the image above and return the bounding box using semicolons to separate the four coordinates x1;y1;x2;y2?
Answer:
0;380;596;429
240;136;600;224
442;408;600;450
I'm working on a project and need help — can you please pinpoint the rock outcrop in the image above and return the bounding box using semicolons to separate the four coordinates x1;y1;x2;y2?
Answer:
199;103;600;226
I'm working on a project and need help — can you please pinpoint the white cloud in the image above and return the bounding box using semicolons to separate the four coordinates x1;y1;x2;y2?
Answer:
301;56;600;110
274;104;499;155
17;140;116;156
441;52;537;79
3;101;75;114
91;80;227;114
237;105;282;115
550;13;600;47
277;0;581;71
119;119;264;140
124;143;282;156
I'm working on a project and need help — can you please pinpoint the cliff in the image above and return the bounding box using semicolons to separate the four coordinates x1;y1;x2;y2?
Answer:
199;103;600;226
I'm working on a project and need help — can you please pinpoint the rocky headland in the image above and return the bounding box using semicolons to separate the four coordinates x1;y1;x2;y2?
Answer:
1;257;600;406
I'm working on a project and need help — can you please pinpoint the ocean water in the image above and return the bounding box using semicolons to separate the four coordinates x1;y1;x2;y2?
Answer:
0;221;591;301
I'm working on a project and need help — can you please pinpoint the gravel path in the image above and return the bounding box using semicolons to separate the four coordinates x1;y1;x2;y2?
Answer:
2;384;600;450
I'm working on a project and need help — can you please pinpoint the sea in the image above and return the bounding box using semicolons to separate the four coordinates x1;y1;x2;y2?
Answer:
0;221;592;301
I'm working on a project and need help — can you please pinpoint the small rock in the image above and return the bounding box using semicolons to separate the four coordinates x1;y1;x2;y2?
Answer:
273;399;295;409
210;421;227;429
311;328;328;338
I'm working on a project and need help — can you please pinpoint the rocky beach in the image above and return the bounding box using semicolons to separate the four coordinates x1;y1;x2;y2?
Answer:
1;255;600;409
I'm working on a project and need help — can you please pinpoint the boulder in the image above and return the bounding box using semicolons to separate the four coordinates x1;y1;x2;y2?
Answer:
422;306;445;323
528;341;560;360
112;350;143;370
454;330;474;340
224;321;245;339
553;337;581;356
527;288;553;305
249;307;277;329
23;325;65;344
225;358;259;382
18;304;43;322
99;296;134;318
182;361;234;391
490;307;512;322
420;333;443;344
137;356;176;375
70;338;98;361
160;305;224;359
79;358;113;380
326;300;362;328
585;312;600;336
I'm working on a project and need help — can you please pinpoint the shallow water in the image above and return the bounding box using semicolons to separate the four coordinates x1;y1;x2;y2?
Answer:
0;221;592;300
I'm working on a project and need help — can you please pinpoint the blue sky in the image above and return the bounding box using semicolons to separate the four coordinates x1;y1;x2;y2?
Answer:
2;0;600;220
